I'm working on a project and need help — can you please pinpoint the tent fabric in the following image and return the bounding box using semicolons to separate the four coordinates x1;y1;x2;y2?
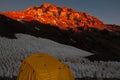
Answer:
17;53;75;80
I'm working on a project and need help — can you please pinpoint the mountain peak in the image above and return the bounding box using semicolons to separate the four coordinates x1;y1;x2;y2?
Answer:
0;3;107;32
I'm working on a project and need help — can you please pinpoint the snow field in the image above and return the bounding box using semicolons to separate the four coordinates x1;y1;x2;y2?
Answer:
0;34;120;78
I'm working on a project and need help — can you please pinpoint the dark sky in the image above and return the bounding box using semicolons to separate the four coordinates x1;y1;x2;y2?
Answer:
0;0;120;25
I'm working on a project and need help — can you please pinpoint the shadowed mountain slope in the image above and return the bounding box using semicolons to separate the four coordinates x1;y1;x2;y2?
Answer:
0;14;120;61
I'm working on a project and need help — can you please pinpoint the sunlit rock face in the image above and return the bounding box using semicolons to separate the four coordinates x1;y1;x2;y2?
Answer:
0;3;111;32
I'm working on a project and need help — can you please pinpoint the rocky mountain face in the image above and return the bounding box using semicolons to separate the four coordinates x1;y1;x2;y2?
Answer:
0;3;107;32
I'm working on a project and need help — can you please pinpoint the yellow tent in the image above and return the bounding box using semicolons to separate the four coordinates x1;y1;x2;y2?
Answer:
17;53;75;80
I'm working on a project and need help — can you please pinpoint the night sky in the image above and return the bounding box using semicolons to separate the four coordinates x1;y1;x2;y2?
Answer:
0;0;120;25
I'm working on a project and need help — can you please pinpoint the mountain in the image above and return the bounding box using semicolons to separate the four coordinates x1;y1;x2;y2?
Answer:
0;3;112;31
0;3;120;61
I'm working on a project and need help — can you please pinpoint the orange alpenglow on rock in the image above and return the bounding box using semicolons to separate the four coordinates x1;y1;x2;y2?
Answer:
17;53;75;80
0;3;106;32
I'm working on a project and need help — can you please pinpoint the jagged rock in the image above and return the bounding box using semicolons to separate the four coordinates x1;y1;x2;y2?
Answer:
0;3;114;32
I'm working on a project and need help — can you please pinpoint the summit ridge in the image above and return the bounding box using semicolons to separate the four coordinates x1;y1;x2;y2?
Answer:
0;3;107;32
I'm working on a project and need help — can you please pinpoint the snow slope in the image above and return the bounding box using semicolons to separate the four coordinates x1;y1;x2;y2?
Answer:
0;34;91;77
0;34;120;78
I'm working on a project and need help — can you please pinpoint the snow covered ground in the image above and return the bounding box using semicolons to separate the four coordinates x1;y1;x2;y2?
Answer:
0;34;120;78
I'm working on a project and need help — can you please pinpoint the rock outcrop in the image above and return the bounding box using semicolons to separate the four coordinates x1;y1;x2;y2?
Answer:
0;3;107;32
